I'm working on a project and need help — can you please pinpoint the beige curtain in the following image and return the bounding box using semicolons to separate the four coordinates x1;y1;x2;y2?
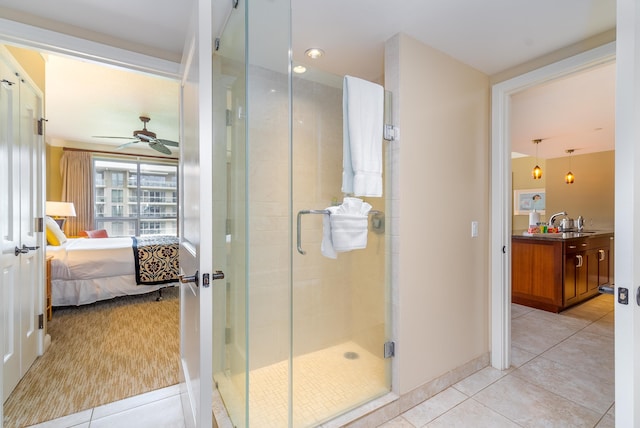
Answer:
60;151;94;236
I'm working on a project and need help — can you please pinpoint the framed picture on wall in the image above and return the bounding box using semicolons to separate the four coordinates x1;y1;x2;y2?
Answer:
514;188;545;215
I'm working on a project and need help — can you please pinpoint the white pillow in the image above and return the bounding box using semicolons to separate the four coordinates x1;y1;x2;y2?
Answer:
45;216;67;246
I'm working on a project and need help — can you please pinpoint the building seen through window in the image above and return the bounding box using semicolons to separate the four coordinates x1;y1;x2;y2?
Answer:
93;158;178;236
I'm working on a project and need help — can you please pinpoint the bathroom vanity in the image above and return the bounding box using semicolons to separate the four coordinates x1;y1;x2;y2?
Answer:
511;231;614;313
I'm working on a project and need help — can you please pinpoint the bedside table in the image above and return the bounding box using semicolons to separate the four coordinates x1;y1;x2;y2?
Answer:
46;256;53;320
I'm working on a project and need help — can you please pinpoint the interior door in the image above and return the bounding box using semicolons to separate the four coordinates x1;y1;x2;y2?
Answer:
1;49;21;403
178;0;215;427
1;50;44;404
614;1;640;424
17;70;43;381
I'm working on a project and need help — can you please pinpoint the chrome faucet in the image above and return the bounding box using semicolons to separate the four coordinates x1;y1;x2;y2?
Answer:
548;211;567;227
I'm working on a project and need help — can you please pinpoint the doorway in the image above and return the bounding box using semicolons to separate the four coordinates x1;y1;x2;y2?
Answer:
3;36;178;424
490;41;616;370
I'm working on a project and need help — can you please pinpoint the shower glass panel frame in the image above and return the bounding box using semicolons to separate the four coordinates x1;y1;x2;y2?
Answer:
212;1;391;426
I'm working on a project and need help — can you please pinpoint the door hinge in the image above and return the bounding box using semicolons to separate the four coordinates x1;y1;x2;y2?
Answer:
384;341;395;358
35;217;44;232
38;314;44;329
37;118;48;135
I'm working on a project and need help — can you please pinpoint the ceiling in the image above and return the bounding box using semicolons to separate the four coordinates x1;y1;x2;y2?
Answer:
0;0;617;158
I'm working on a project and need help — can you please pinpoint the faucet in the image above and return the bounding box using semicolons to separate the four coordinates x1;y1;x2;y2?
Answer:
548;211;567;227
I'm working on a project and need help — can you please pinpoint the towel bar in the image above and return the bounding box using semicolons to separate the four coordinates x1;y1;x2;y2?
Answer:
296;209;383;255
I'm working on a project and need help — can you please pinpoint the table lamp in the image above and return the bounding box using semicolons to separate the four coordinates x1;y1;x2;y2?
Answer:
46;201;76;229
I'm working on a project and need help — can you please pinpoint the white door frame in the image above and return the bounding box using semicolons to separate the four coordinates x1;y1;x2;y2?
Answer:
0;17;181;425
490;41;616;370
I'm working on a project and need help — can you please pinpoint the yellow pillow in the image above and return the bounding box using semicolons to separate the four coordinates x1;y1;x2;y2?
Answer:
45;216;67;246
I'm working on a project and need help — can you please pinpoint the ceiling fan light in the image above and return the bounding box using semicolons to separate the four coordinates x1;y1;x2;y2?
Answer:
532;165;542;179
565;171;574;184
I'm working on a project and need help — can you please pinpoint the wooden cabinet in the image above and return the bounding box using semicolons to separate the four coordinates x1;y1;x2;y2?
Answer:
512;233;613;312
46;256;53;321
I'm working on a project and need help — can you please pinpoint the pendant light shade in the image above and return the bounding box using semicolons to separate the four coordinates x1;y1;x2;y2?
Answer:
532;165;542;179
565;149;575;184
565;171;575;184
532;139;542;179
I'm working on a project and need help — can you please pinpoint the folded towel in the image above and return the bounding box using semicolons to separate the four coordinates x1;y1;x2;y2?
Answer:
342;75;384;197
321;206;339;259
321;197;372;258
330;214;369;251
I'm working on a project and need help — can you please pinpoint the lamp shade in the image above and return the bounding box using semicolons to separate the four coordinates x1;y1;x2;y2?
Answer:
46;201;77;217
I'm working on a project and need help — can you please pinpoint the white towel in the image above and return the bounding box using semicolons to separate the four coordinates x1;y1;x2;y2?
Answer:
321;206;339;259
321;197;372;258
342;75;384;197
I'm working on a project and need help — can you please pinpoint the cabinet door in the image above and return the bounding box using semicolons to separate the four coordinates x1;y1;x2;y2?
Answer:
564;252;579;305
597;247;610;286
587;248;601;293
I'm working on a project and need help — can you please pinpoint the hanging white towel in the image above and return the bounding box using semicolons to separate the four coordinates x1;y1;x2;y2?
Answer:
342;75;384;197
321;197;372;258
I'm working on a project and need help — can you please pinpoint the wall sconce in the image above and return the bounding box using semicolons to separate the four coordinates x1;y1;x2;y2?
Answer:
565;149;575;184
532;139;542;179
46;201;76;229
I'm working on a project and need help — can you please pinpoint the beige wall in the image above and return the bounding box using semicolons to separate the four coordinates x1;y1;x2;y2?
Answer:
512;151;614;230
46;145;63;201
386;33;490;395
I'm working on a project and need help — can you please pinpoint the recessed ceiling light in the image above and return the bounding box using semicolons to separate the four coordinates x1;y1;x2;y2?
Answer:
293;65;307;74
305;48;324;59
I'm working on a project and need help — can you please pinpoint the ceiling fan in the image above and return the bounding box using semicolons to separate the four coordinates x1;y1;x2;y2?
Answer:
93;116;179;155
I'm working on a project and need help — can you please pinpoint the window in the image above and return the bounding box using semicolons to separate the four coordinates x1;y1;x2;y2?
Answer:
93;158;178;236
111;189;123;203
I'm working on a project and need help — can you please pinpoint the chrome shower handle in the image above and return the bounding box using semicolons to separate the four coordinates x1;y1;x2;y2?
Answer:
297;209;331;255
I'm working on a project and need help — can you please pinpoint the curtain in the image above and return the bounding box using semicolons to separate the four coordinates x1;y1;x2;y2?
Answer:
60;151;94;236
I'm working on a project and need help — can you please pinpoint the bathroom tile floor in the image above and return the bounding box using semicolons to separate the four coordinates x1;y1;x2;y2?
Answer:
381;293;615;428
27;294;614;428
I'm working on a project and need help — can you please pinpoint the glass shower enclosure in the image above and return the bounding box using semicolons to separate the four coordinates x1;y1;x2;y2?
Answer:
211;1;391;426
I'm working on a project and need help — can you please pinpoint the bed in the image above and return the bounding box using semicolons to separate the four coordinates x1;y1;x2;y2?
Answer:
47;235;180;306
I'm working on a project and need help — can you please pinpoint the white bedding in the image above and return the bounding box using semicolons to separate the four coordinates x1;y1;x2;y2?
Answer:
47;237;176;306
48;237;135;280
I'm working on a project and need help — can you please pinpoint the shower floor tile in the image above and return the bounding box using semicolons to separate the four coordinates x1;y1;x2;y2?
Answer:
215;341;388;427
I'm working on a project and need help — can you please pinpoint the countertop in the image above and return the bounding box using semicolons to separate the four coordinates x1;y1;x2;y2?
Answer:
513;230;614;241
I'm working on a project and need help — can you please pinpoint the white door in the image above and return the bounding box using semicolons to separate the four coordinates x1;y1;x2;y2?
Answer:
178;0;215;427
614;1;640;424
1;49;44;403
0;49;21;403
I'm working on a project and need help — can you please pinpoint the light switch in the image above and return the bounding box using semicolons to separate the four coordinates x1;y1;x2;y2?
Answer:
471;221;478;238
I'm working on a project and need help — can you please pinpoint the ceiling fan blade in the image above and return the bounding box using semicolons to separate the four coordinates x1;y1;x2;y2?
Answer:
149;141;172;155
93;136;138;140
116;141;137;150
157;139;179;147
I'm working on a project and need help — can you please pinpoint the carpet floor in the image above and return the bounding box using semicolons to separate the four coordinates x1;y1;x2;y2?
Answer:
3;286;179;428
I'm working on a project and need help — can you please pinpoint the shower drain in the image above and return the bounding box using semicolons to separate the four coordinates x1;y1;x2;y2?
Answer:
343;351;360;360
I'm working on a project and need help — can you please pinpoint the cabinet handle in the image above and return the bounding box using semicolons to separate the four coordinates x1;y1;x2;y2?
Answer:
598;249;605;261
581;243;587;247
568;245;577;249
576;254;583;268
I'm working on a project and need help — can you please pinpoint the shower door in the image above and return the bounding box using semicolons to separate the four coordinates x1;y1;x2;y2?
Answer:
289;73;391;427
211;0;391;426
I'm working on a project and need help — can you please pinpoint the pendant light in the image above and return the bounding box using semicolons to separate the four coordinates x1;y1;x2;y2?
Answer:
532;139;542;179
565;149;575;184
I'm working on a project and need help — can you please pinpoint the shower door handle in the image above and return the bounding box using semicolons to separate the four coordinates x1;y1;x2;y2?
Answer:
297;209;331;255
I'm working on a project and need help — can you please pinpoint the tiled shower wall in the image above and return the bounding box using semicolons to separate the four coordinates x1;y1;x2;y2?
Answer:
245;66;387;370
